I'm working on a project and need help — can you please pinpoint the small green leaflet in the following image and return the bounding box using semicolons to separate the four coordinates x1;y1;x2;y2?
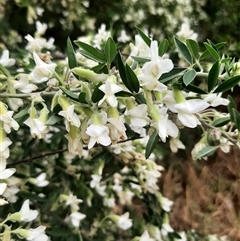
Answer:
159;67;186;84
67;37;77;69
117;52;134;92
183;84;208;94
186;39;199;60
74;41;106;63
173;36;192;65
135;27;151;47
207;60;220;92
183;69;196;86
0;64;10;77
91;82;104;103
60;87;79;101
145;130;158;159
204;43;220;60
227;95;237;122
125;64;140;93
158;39;169;57
104;37;117;63
232;109;240;131
213;75;240;93
212;117;230;127
195;146;218;160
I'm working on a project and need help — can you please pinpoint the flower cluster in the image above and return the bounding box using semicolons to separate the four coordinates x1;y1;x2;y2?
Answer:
0;21;239;241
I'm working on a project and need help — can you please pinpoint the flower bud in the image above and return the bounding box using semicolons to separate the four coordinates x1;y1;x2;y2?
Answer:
72;67;108;82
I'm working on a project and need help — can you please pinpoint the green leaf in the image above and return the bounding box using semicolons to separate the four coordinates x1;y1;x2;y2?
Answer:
195;146;218;160
158;39;169;57
134;93;146;104
125;64;140;93
207;60;220;92
91;63;107;73
46;115;62;125
0;64;10;77
104;37;117;63
173;36;192;65
91;82;104;103
145;130;158;159
183;84;208;94
131;56;150;63
13;107;29;120
186;39;199;59
67;37;77;69
135;27;151;47
159;67;186;83
183;69;196;86
212;117;230;127
227;95;237;122
232;109;240;131
204;43;220;60
115;91;132;97
78;92;88;104
215;42;226;50
117;52;133;92
60;87;79;101
213;75;240;93
74;41;106;63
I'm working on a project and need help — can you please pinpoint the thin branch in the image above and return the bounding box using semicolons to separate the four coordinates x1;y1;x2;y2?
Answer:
7;148;68;167
7;136;141;167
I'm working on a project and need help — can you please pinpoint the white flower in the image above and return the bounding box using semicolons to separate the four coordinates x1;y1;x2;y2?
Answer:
191;142;207;160
58;105;80;132
24;118;49;139
151;107;179;142
138;41;173;91
161;223;174;236
107;117;127;143
14;74;38;93
203;93;229;107
98;79;123;107
0;137;12;160
19;199;38;222
117;30;130;43
65;193;83;211
29;173;49;187
90;174;102;189
0;104;20;133
140;230;155;241
103;196;115;208
174;99;209;128
93;24;111;49
8;98;24;111
26;226;48;241
176;22;198;40
65;133;83;156
69;212;86;227
125;104;150;127
0;50;15;67
159;195;173;212
117;212;132;230
30;52;56;83
169;138;185;153
86;124;111;149
36;21;47;36
0;183;7;195
0;167;16;180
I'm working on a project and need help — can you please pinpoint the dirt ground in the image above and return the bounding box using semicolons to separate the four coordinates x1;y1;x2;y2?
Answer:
161;146;240;240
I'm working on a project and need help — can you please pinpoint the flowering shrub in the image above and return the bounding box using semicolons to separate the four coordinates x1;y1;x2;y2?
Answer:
0;22;239;241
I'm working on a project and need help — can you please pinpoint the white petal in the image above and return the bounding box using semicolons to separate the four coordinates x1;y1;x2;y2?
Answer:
178;111;200;128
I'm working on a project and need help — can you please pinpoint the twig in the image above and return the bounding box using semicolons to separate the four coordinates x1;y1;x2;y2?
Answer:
7;148;68;167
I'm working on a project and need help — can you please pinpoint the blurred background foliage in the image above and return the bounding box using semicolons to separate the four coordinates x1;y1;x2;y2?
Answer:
0;0;239;55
